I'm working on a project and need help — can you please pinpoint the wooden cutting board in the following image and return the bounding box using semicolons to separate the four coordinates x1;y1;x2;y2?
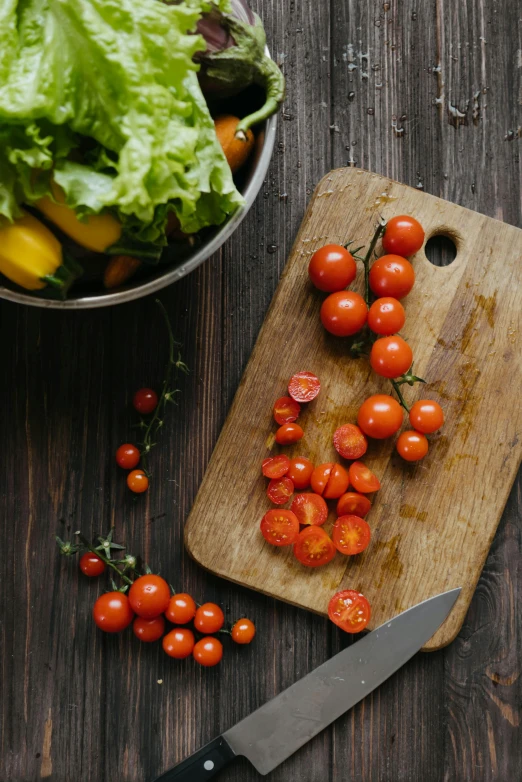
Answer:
185;167;522;650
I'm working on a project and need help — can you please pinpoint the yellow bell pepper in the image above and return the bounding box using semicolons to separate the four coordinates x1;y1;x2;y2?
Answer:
36;181;122;253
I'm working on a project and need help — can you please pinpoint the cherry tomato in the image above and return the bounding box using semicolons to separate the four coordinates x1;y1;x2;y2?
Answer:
267;476;294;505
163;627;195;659
328;590;371;633
93;592;134;633
231;618;256;645
367;297;406;335
320;291;368;337
260;509;300;546
294;526;336;568
275;423;304;445
336;492;371;517
290;492;328;526
357;394;404;439
193;636;223;667
409;400;444;433
262;454;290;479
308;244;357;292
396;430;429;461
127;469;149;493
165;593;197;625
348;461;381;493
382;215;425;256
370;335;413;379
128;574;171;619
133;388;158;415
333;423;368;460
311;463;350;499
273;396;301;425
369;255;415;299
115;443;140;470
79;552;106;577
287;456;315;489
332;515;371;555
133;615;165;643
194;603;225;634
288;371;321;403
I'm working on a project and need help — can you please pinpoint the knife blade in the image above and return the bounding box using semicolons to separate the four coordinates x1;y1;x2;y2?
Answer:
153;587;460;781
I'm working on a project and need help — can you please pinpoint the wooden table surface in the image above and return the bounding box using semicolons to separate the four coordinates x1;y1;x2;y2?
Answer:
1;1;520;781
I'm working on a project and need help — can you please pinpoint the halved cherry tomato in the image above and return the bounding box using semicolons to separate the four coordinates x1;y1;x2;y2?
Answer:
260;509;300;546
409;400;444;433
382;215;424;256
293;526;336;568
267;476;294;504
367;297;406;335
231;618;256;644
194;603;225;634
308;244;357;292
370;335;413;379
275;423;304;445
311;463;350;499
290;493;328;526
273;396;301;425
320;291;368;337
357;394;404;439
348;462;381;493
262;454;290;479
396;430;429;461
336;492;371;517
328;589;371;633
369;255;415;300
332;515;371;555
288;372;321;403
165;593;197;625
288;456;314;489
133;615;166;642
163;628;195;659
128;574;171;619
193;636;223;667
333;423;368;460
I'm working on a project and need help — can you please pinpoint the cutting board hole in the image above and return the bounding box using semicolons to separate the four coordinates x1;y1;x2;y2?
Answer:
424;234;457;267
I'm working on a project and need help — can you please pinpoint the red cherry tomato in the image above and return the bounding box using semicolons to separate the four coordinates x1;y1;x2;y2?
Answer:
115;443;140;470
194;603;225;634
275;423;304;445
293;526;336;568
79;552;106;577
262;454;290;479
333;423;368;460
357;394;404;439
320;291;368;337
396;430;429;461
308;244;357;292
332;515;371;555
328;590;371;633
370;335;413;379
369;255;415;299
260;509;300;546
311;463;350;499
165;593;197;625
231;618;256;644
310;462;334;495
290;492;328;526
273;396;301;425
267;476;294;505
288;371;321;403
367;297;406;335
193;636;223;667
409;400;444;433
93;592;134;633
336;492;371;517
127;469;149;493
382;215;425;256
163;628;195;659
287;456;315;489
133;615;165;642
133;388;158;415
348;462;381;493
128;574;171;619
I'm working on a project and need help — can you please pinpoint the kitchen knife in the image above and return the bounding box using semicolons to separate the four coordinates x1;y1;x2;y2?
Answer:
153;588;460;781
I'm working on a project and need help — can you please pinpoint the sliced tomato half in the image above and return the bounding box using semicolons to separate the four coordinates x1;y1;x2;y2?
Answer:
332;515;371;555
260;510;300;546
262;454;290;480
288;371;321;403
336;492;371;518
267;476;294;505
328;589;371;633
273;396;301;425
293;526;336;568
348;461;381;493
333;423;368;460
290;493;328;526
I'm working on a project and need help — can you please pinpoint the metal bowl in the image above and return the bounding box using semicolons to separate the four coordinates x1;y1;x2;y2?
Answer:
0;112;277;310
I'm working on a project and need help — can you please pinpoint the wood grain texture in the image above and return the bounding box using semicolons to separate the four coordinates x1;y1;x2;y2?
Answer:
0;0;521;780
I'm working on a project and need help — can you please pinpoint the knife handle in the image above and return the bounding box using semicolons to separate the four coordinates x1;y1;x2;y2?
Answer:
152;736;236;781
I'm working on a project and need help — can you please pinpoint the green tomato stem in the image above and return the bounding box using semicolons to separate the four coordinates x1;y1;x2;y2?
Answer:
76;532;134;586
391;379;410;413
